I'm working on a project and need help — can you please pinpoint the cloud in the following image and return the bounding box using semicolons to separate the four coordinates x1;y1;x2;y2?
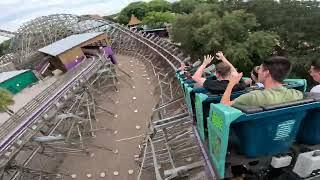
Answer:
0;0;163;32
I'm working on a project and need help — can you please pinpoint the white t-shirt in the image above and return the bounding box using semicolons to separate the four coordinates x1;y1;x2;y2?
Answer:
256;82;264;88
310;85;320;93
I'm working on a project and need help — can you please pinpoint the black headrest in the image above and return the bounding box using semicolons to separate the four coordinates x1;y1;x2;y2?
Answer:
262;98;315;111
246;86;264;91
191;88;207;93
232;104;264;114
205;90;248;97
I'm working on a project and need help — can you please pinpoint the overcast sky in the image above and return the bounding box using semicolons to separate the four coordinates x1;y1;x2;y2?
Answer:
0;0;175;42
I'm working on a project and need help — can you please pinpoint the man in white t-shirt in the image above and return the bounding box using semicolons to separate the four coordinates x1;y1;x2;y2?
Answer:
309;59;320;93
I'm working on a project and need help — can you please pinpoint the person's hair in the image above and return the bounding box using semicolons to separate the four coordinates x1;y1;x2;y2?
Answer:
251;66;259;79
311;59;320;71
185;62;191;67
262;56;292;82
215;62;231;78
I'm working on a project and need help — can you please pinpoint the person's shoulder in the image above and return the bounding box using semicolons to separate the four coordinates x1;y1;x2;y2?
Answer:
286;87;303;94
270;86;302;94
237;89;262;99
205;79;228;88
247;89;264;95
204;79;222;85
283;87;304;99
234;89;261;106
203;78;211;84
311;85;320;93
203;78;214;87
245;88;280;100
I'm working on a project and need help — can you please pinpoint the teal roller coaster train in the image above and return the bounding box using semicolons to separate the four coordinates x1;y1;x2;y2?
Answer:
176;70;320;179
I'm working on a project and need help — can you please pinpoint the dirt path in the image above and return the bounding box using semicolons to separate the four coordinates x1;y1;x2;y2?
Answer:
58;54;157;179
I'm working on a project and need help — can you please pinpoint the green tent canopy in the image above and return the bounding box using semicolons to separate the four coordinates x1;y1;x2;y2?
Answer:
0;70;38;94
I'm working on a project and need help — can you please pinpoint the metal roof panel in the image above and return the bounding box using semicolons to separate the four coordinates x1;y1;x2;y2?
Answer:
0;70;29;84
38;32;104;56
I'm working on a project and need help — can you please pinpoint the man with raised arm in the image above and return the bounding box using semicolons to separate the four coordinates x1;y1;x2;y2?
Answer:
192;52;248;94
221;56;303;106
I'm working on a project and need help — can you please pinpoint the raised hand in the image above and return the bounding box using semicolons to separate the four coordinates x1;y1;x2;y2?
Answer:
215;51;238;73
179;62;186;71
215;51;225;61
203;54;214;65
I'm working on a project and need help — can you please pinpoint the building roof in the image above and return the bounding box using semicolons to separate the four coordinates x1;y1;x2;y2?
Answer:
0;70;29;84
128;14;142;26
38;32;104;56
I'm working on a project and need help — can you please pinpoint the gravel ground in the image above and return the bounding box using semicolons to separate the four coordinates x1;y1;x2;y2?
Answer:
57;54;157;180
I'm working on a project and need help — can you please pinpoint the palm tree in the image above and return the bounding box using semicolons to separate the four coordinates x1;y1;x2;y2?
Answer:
0;88;14;115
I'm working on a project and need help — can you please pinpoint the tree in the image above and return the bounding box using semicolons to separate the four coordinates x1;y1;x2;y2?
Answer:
171;3;221;56
117;2;149;24
143;11;176;29
0;88;14;116
148;0;172;12
243;0;320;81
245;0;320;48
169;0;320;81
171;0;198;14
171;5;279;74
0;39;11;57
117;0;174;25
246;31;280;64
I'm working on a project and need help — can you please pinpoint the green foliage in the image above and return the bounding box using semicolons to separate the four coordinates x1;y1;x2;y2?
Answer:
0;88;14;112
243;0;320;81
143;11;175;29
117;1;149;24
221;10;257;41
172;7;279;73
246;31;279;63
171;3;221;56
148;0;172;12
117;0;172;25
0;39;11;56
245;0;320;48
171;0;199;14
170;0;320;80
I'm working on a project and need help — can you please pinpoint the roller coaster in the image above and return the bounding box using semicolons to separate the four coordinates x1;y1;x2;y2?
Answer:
0;14;319;180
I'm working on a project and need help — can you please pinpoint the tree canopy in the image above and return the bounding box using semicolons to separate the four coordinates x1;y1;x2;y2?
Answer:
148;0;172;12
142;11;175;29
117;0;172;25
0;39;11;57
169;0;320;80
117;1;149;24
172;4;279;74
171;0;199;14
